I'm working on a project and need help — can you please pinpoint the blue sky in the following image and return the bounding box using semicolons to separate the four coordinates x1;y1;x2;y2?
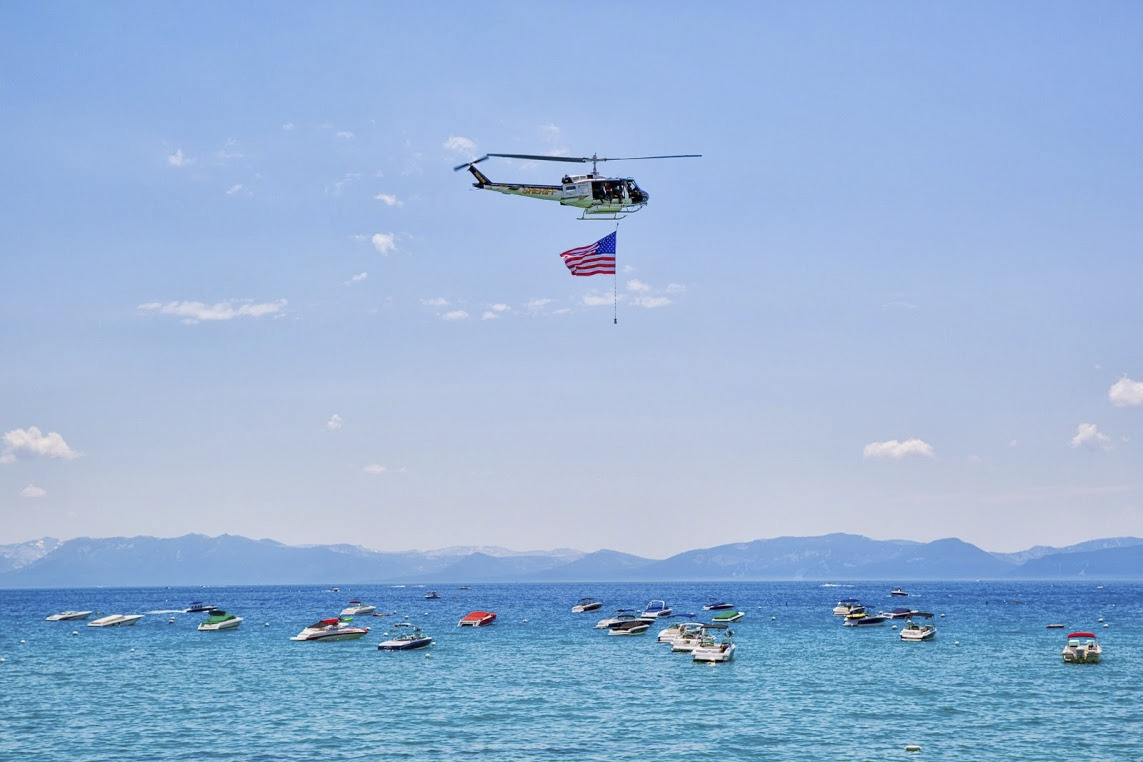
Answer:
2;2;1141;557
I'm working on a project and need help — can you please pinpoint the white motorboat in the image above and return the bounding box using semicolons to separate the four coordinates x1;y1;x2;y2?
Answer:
378;623;433;650
702;599;734;611
660;621;704;644
1062;632;1101;664
46;610;93;621
890;587;909;597
595;609;639;629
88;614;144;627
692;624;736;663
290;618;369;641
598;612;644;631
198;610;243;631
572;597;603;613
833;598;861;616
340;600;376;616
639;600;672;621
670;623;709;652
185;601;214;613
899;620;936;641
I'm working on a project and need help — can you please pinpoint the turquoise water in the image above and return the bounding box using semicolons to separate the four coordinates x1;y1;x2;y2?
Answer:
1;582;1137;760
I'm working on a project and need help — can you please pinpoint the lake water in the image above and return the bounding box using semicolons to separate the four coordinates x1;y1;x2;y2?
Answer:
1;581;1137;760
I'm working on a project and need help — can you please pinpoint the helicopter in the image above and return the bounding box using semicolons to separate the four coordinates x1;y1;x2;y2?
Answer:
452;152;700;220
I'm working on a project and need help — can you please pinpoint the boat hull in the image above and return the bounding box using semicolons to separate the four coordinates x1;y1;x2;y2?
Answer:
199;618;243;631
291;628;369;642
378;637;433;650
46;611;93;621
88;614;143;627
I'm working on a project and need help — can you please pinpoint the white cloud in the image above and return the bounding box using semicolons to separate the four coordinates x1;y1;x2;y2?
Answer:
374;193;401;206
583;294;612;307
1109;377;1143;408
347;272;367;285
167;149;191;167
626;279;652;293
137;299;287;324
363;464;387;475
481;311;500;320
443;136;477;155
442;310;469;321
225;184;244;196
21;484;46;498
481;304;509;320
282;122;295;131
1071;422;1112;450
665;283;686;294
421;297;449;307
633;296;671;309
371;233;397;255
326;414;343;431
525;298;552;311
1;427;80;464
863;438;935;460
336;130;355;140
327;172;362;197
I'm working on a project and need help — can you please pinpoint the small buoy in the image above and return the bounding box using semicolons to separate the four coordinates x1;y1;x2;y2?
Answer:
940;613;945;618
954;641;960;646
0;657;6;663
19;640;25;645
892;625;898;630
1098;617;1104;622
71;631;78;636
130;648;135;653
905;744;922;752
1104;624;1109;628
168;617;175;624
770;616;776;621
264;622;269;627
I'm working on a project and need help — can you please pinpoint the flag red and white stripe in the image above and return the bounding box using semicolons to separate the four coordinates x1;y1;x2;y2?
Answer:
559;231;616;276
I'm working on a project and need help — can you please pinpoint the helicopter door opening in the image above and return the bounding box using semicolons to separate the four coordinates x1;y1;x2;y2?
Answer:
592;180;625;204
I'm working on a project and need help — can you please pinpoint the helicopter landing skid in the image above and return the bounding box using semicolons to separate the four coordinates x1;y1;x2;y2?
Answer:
579;212;627;221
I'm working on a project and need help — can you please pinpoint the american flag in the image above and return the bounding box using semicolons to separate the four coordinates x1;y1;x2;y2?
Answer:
559;231;616;277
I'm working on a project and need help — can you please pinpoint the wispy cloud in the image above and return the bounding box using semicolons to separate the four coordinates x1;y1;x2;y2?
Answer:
633;296;671;309
282;122;295;131
482;304;509;320
1;427;80;464
363;464;387;475
524;298;552;312
371;233;397;255
327;172;362;197
326;414;343;431
1109;377;1143;407
443;136;477;156
346;272;367;285
336;130;355;140
1071;422;1112;450
626;279;652;293
225;183;245;196
374;193;401;206
863;438;935;460
421;297;450;307
138;299;287;324
442;310;469;321
167;148;191;167
21;484;46;498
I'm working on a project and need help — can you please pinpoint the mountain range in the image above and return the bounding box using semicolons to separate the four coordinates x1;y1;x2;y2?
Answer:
2;533;1141;587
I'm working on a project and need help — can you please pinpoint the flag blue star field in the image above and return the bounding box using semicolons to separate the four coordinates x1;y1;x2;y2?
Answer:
559;231;616;276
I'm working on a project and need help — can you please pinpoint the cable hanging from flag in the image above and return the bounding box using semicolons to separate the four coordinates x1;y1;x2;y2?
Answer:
558;227;619;324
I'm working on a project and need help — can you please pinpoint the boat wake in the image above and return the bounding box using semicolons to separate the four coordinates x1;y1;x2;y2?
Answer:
146;609;185;615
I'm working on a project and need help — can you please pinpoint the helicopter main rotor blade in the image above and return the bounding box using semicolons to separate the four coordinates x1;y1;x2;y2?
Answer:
593;154;702;162
485;153;590;164
452;155;490;171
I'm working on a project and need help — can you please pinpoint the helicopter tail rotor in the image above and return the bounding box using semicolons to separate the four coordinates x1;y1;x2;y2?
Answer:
452;155;490;172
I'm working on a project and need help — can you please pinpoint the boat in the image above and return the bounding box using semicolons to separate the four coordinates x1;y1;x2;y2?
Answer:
639;600;672;620
833;598;861;615
290;618;370;641
185;601;214;613
45;610;93;621
843;608;887;627
890;587;909;597
712;610;744;623
607;619;650;635
458;611;496;627
340;600;377;616
88;614;144;627
572;597;603;613
899;620;936;641
660;621;704;645
595;609;638;629
198;609;243;631
377;623;433;650
424;591;440;600
702;599;734;611
692;624;736;663
882;607;916;619
1062;632;1101;664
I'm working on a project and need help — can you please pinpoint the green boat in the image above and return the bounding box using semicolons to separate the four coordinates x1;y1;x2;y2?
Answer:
712;610;744;623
